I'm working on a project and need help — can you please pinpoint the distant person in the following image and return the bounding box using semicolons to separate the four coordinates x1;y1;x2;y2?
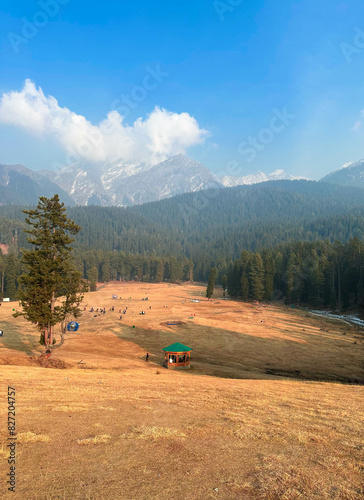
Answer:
146;353;149;362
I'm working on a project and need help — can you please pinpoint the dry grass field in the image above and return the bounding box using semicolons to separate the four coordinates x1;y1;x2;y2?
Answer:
0;282;363;499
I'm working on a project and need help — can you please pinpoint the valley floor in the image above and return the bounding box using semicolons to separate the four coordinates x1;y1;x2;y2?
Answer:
0;283;363;499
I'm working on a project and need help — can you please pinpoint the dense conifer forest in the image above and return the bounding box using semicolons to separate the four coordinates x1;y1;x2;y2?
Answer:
227;238;364;310
1;180;364;310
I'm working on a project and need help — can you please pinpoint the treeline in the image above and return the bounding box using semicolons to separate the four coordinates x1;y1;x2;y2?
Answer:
2;181;364;297
2;181;364;284
2;237;364;311
0;250;194;300
226;238;364;310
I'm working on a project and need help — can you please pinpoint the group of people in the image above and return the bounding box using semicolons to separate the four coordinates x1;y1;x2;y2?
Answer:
86;304;135;319
84;295;160;325
88;307;107;316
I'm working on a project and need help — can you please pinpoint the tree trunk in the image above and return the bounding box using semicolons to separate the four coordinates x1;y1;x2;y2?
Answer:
49;324;53;347
52;322;66;351
43;327;49;349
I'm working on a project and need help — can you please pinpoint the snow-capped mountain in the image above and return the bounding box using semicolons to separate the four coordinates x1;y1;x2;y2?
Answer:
1;154;307;206
43;154;222;206
220;169;304;187
320;160;364;187
42;159;152;206
107;155;222;205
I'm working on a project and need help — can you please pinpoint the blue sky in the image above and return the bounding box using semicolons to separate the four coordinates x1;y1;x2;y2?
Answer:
1;0;364;179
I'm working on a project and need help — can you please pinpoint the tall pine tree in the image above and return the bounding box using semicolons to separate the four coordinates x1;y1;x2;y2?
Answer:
15;195;87;352
206;267;218;299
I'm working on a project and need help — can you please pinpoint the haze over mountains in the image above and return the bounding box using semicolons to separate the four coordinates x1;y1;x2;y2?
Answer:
0;163;75;206
320;159;364;188
41;154;221;206
0;155;363;206
219;169;303;187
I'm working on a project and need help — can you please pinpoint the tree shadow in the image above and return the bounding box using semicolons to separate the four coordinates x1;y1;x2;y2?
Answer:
0;321;39;355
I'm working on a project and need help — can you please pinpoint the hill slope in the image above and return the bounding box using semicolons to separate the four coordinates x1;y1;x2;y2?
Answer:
2;179;364;266
0;283;363;499
0;163;75;206
320;159;364;188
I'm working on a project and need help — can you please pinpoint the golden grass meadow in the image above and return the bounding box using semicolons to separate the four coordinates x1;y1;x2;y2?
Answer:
0;282;363;499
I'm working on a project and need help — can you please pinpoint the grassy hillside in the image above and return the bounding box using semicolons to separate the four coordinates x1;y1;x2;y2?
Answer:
1;282;363;382
0;283;363;499
1;365;363;499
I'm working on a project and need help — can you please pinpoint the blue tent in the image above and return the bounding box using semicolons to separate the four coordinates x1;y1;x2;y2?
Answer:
67;321;79;332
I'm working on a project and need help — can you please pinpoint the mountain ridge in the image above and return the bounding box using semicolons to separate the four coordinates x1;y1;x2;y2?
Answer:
4;154;364;207
320;159;364;187
0;154;307;206
0;163;75;206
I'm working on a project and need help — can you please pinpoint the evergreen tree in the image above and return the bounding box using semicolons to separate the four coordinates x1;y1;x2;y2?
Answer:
240;251;251;300
88;266;98;291
14;195;87;351
101;257;111;282
206;267;217;299
262;250;275;300
228;260;241;297
221;274;228;296
309;253;324;307
249;253;265;301
240;270;250;300
169;256;181;282
284;252;296;303
155;258;165;282
182;258;194;282
4;254;18;299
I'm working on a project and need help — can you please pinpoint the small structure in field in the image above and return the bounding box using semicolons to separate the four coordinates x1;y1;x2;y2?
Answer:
66;321;79;332
163;342;193;370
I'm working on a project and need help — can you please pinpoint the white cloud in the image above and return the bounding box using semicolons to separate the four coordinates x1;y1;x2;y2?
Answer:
352;109;364;132
0;79;209;165
352;121;362;131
